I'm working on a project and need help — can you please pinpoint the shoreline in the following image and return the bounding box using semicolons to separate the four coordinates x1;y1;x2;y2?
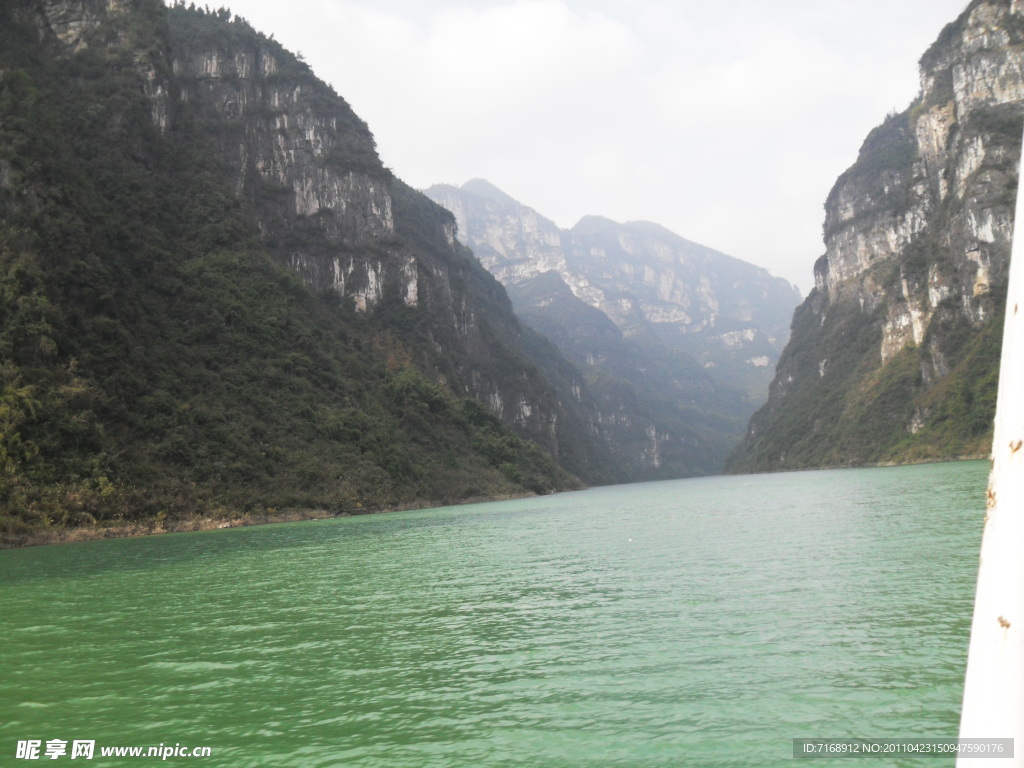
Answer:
724;452;990;476
0;492;541;551
1;454;989;550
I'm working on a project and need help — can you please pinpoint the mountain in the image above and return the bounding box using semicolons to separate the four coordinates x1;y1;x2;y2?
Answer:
0;0;633;541
424;180;801;477
727;0;1023;472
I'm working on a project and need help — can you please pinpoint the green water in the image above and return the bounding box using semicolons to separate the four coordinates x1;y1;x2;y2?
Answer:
0;462;988;767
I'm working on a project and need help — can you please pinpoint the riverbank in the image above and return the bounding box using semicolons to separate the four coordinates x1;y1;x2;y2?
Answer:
4;453;989;550
723;452;990;476
0;493;542;550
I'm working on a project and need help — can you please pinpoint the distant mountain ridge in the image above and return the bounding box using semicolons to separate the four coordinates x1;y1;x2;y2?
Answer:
728;0;1024;472
425;180;801;477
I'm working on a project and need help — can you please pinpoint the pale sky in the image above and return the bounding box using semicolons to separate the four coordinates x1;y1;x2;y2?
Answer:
194;0;971;293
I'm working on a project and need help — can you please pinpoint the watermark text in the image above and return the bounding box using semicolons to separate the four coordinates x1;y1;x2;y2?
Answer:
15;740;212;760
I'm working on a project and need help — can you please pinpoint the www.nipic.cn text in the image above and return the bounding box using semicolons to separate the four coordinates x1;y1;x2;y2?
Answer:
15;740;212;760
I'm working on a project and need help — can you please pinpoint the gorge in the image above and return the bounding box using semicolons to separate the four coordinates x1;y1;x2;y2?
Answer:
0;0;797;542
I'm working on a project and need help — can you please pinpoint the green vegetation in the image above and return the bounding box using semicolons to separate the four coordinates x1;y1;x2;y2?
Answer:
894;295;1004;461
727;281;1005;473
0;1;578;545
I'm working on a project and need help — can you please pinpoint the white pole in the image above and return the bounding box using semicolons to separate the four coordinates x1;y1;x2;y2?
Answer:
956;130;1024;766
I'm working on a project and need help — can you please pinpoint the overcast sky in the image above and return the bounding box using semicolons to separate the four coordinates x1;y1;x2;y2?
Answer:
198;0;971;293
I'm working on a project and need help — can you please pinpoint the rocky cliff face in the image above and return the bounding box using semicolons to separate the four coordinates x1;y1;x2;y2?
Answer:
564;216;798;388
167;11;398;299
728;0;1024;472
425;180;801;476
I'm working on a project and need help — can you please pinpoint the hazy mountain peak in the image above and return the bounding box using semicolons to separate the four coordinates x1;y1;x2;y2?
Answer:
460;178;521;204
571;214;620;233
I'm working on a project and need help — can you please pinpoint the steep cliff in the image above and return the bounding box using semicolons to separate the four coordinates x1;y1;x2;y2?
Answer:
426;180;801;476
728;0;1023;472
162;9;623;479
0;0;615;539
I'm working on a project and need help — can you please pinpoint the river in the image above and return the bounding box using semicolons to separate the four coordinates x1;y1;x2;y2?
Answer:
0;461;988;767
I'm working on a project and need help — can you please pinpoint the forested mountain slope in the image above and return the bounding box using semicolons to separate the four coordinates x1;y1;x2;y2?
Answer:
0;0;622;541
